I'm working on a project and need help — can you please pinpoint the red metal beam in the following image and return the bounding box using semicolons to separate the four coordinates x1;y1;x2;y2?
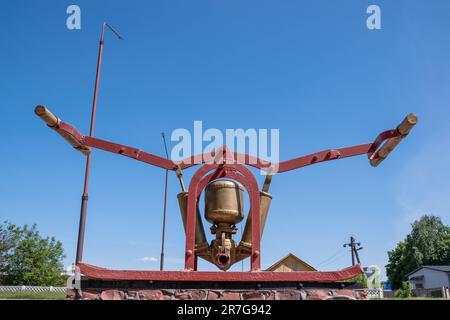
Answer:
83;136;174;170
57;119;399;173
78;263;363;283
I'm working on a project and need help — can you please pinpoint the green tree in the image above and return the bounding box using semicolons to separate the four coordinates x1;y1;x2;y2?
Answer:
0;222;66;286
0;223;21;267
395;282;413;298
386;215;450;289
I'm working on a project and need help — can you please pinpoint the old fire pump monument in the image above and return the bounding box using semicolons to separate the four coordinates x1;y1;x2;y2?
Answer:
35;23;417;300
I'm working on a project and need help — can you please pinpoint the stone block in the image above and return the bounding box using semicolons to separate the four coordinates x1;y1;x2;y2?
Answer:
275;290;301;300
100;290;125;300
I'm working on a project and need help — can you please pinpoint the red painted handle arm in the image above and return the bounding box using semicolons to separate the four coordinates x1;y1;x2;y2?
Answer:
276;114;417;172
35;106;415;173
82;135;175;170
35;106;176;170
34;106;90;155
368;114;417;167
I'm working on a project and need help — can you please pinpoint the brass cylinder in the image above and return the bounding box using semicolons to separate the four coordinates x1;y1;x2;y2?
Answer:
177;192;207;246
240;191;272;246
204;180;244;225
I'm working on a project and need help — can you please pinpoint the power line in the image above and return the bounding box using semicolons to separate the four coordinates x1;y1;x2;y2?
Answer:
316;250;348;268
315;248;346;267
343;236;363;266
320;254;347;268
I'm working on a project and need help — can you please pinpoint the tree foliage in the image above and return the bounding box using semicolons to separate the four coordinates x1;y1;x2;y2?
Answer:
395;282;413;298
0;222;66;286
386;215;450;289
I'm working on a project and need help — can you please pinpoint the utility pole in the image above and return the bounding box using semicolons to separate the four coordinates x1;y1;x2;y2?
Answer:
75;23;123;264
159;133;169;271
343;236;363;266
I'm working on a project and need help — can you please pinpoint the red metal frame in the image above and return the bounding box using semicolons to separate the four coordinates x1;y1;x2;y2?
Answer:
78;262;363;283
52;119;400;277
59;121;400;173
186;161;261;271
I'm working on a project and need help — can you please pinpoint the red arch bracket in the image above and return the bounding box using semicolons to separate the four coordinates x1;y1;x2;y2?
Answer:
185;164;261;271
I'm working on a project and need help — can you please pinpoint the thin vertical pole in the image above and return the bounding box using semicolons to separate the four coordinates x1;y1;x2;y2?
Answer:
75;23;123;264
355;248;361;265
160;133;170;271
350;237;356;266
355;238;362;265
344;236;363;266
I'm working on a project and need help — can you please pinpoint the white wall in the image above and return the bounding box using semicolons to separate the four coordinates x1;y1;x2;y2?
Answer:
408;268;450;289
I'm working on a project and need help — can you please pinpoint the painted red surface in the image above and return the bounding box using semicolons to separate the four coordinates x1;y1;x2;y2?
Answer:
78;263;363;283
55;120;399;173
52;118;398;274
185;163;261;271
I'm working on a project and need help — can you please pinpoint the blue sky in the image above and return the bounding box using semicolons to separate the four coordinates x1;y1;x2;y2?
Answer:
1;1;449;278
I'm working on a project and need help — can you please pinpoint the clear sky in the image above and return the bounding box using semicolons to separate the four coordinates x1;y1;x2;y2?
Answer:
1;1;449;278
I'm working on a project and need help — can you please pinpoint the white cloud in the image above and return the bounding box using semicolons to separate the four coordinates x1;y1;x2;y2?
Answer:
140;256;158;262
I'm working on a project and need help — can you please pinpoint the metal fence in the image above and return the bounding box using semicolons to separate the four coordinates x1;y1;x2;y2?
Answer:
355;288;384;299
414;287;450;298
383;290;395;298
381;287;450;299
0;286;67;294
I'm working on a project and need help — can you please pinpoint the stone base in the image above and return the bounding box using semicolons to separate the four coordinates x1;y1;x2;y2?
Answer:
67;288;368;300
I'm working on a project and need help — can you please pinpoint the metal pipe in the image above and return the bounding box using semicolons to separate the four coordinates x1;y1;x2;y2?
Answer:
75;195;88;264
175;166;187;192
75;22;123;264
262;174;272;193
159;133;169;271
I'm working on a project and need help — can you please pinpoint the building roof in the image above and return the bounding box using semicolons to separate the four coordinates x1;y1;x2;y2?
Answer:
407;265;450;277
266;253;316;272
